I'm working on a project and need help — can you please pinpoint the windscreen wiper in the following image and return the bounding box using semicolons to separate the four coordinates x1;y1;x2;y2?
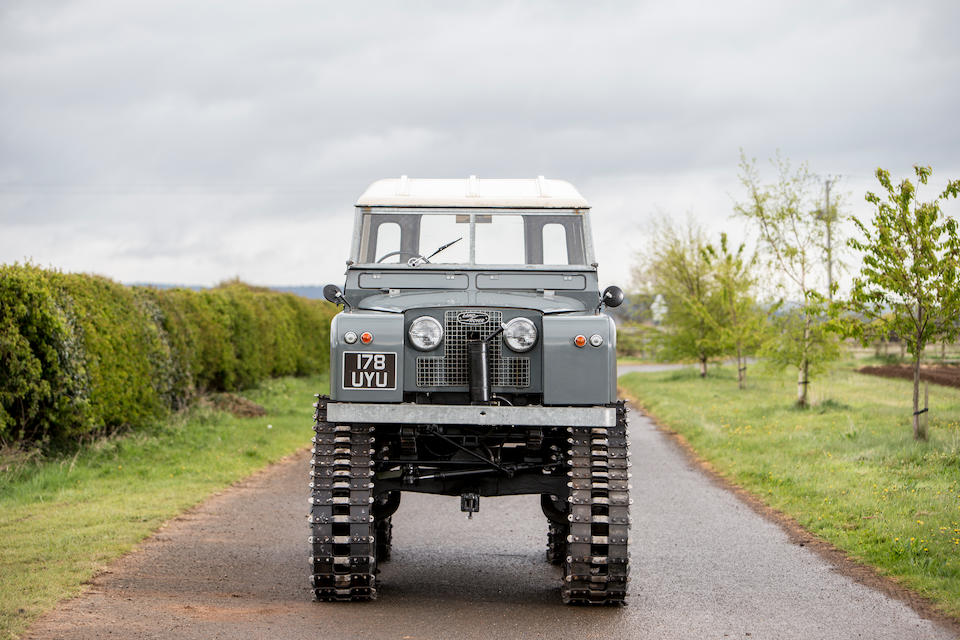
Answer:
425;236;462;261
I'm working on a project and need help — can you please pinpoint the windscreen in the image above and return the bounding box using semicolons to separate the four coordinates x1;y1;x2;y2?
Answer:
356;210;588;266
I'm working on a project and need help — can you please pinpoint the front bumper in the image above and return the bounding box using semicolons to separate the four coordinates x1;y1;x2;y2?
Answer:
325;402;617;427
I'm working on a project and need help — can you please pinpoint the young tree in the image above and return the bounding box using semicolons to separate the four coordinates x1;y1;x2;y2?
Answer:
735;152;840;406
701;234;766;389
815;181;847;302
634;220;724;376
848;165;960;440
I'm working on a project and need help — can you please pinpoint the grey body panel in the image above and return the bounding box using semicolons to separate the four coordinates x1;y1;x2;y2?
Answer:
358;272;469;289
474;273;586;290
329;312;404;402
325;402;617;427
542;315;617;405
356;290;587;314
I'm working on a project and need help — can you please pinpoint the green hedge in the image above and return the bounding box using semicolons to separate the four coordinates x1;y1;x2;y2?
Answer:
0;265;336;444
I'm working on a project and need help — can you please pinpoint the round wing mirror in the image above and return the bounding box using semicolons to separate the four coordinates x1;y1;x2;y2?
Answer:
602;285;624;308
323;284;345;304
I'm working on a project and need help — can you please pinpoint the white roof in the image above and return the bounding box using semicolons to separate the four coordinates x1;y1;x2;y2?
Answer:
356;176;589;209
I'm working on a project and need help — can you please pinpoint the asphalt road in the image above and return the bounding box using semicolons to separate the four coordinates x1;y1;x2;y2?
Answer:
25;383;956;639
617;360;756;376
617;363;687;375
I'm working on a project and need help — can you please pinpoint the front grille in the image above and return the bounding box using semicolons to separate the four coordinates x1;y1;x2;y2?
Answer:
416;310;531;388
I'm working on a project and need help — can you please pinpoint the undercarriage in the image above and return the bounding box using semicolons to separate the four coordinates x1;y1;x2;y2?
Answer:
308;396;630;605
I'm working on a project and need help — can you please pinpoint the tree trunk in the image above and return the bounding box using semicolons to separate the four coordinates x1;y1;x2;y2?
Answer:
699;357;707;378
912;348;926;440
736;343;744;390
797;311;811;407
797;359;809;407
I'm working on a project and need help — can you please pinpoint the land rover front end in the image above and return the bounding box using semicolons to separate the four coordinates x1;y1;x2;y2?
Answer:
310;176;629;605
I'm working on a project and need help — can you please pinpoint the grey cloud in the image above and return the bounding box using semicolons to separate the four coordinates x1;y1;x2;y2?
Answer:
1;0;959;286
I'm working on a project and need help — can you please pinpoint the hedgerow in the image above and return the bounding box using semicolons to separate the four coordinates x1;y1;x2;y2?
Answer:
0;264;335;445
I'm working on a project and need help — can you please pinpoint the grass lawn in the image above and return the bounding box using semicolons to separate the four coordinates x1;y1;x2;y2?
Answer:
620;364;960;619
0;374;326;640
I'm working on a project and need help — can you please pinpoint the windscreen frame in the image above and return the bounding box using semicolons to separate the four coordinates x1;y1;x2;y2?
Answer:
351;207;596;267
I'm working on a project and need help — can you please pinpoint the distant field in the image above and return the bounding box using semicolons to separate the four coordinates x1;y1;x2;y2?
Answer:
0;374;326;640
620;364;960;619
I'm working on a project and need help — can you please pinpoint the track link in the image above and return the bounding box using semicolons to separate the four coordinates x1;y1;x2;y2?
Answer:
561;401;630;605
309;397;378;601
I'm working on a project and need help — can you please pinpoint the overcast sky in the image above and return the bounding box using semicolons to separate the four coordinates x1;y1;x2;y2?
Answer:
2;1;958;290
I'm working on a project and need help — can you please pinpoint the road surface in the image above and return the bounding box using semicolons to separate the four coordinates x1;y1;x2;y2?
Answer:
617;363;687;375
25;379;955;639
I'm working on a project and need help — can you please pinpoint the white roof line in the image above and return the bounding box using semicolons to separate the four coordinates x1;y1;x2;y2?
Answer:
356;177;589;208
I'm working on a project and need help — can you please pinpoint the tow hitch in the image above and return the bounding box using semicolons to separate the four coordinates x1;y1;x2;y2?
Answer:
460;492;480;518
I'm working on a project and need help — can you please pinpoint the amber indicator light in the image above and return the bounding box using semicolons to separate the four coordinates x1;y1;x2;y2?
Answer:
573;335;586;347
360;331;373;344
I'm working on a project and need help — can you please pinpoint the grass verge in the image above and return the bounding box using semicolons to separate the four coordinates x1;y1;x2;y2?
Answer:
620;364;960;619
0;374;327;640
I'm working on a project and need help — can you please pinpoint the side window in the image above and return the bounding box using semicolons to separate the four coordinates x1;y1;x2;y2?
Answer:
375;222;401;262
542;223;568;264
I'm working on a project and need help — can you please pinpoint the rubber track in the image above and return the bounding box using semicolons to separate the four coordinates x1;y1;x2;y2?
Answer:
561;401;630;605
309;397;378;601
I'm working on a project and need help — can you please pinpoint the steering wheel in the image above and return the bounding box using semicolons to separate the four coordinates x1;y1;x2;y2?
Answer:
376;250;428;265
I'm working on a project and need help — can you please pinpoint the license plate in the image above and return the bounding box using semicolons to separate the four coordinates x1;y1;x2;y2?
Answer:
342;352;397;390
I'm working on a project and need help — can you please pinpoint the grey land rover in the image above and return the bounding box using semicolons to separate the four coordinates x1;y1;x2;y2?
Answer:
312;176;630;605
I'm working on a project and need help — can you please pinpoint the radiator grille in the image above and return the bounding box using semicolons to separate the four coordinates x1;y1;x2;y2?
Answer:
416;310;531;388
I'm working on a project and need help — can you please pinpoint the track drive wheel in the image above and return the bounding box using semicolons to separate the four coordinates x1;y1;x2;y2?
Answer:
547;521;569;566
375;516;393;562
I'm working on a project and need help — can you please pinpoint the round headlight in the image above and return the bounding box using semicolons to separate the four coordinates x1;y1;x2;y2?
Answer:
503;317;537;352
408;316;443;351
